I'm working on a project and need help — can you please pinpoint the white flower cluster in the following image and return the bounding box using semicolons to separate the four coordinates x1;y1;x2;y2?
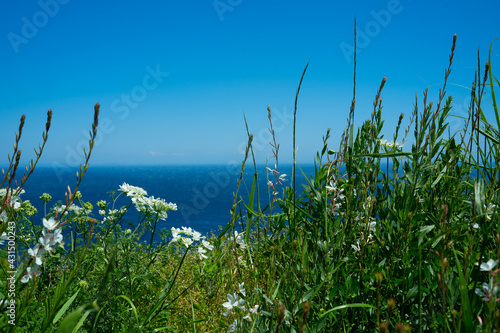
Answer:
118;183;147;197
170;226;214;260
223;282;259;332
22;217;64;283
100;207;127;224
118;183;177;220
475;259;500;302
0;188;24;221
229;231;247;264
326;180;345;218
266;165;287;196
55;204;91;215
0;188;25;245
229;231;246;250
378;138;404;149
473;203;498;229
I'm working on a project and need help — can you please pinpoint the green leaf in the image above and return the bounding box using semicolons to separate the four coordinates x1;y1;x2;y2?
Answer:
246;174;257;246
453;246;473;331
319;303;376;319
53;288;80;324
431;165;447;188
300;279;326;304
418;225;435;246
54;306;85;333
272;279;281;299
406;285;418;301
71;310;92;333
116;295;139;326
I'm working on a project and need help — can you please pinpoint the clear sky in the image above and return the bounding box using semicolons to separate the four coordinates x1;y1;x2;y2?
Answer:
1;0;499;171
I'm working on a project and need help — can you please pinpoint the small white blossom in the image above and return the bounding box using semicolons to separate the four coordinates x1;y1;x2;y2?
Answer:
28;245;45;266
351;240;361;252
227;319;237;333
239;282;246;296
480;259;499;272
0;232;9;246
243;304;259;321
118;183;147;197
475;281;499;302
202;240;214;251
223;293;246;316
43;217;59;231
21;266;41;283
378;138;404;149
230;231;247;250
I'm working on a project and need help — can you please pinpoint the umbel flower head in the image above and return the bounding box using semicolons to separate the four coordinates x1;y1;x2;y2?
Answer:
170;226;213;260
118;183;177;220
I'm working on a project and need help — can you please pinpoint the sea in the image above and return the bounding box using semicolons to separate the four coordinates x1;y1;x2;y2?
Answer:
9;160;484;243
11;163;318;241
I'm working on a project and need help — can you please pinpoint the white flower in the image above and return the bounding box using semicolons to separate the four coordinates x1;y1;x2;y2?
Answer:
190;230;202;242
28;245;46;266
0;232;8;246
480;259;499;272
326;180;337;193
21;266;41;283
0;187;25;210
378;138;404;149
249;304;259;314
230;231;246;250
57;204;87;215
243;304;259;321
181;237;194;248
202;240;214;251
118;183;147;197
475;281;498;301
362;219;377;233
278;173;287;183
351;240;361;252
223;293;245;316
239;282;246;296
171;227;180;240
485;204;498;221
227;319;237;333
43;217;59;231
52;228;63;244
39;228;64;252
39;229;55;252
198;246;208;259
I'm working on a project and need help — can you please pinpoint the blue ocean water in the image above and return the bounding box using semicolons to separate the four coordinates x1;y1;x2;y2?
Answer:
15;164;318;239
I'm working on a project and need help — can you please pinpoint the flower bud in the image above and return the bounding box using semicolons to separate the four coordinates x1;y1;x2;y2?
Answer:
388;297;396;312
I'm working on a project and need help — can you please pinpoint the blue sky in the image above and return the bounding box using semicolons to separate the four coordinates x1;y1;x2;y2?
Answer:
1;0;499;172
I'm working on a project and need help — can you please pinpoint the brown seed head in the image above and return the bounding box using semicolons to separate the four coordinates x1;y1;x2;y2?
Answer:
387;297;396;311
278;303;286;323
46;109;52;132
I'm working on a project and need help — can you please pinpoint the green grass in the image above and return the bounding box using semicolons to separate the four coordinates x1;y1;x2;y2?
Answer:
1;34;500;332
